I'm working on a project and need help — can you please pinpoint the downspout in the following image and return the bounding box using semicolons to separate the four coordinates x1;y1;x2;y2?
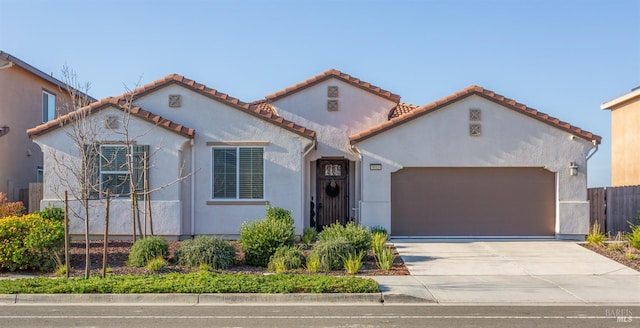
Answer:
586;139;598;160
301;139;316;231
190;138;196;237
349;144;362;225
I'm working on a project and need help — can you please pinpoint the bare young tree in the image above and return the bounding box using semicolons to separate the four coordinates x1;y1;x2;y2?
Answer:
48;66;98;279
47;69;191;278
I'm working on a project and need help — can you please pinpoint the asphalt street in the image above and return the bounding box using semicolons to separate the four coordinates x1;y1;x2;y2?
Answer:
1;305;638;328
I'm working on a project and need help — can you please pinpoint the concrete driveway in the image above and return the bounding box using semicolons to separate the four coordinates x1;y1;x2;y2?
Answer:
383;240;640;304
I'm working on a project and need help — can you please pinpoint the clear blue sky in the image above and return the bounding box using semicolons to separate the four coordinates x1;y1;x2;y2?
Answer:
2;0;639;187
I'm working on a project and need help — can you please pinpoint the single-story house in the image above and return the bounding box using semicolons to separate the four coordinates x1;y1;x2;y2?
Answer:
27;69;601;240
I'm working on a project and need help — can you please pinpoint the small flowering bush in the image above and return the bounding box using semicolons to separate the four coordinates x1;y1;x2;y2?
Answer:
0;192;25;218
0;213;64;271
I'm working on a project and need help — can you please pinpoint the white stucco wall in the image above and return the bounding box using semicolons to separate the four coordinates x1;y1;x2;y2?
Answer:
134;85;313;236
355;95;596;239
34;106;190;238
271;78;397;161
270;78;397;226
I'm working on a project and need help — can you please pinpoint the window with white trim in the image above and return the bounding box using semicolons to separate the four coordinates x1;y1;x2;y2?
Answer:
84;144;149;198
42;91;56;122
100;145;131;196
212;147;264;200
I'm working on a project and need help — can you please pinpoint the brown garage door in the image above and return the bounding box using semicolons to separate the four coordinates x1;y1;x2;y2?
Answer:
391;167;555;236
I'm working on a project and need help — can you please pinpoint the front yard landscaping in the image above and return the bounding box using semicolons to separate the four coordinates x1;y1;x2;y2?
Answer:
0;204;407;294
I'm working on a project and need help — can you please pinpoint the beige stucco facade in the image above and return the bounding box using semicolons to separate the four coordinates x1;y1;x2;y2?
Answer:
602;88;640;187
0;52;77;203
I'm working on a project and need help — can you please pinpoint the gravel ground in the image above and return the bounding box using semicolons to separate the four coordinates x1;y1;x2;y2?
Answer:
581;242;640;272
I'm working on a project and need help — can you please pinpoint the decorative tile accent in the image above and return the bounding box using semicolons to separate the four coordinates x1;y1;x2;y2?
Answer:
470;124;481;137
168;94;182;108
328;100;339;111
469;108;481;121
328;86;339;98
105;116;119;129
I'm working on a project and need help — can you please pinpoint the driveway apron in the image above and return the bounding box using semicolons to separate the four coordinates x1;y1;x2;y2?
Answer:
391;240;640;304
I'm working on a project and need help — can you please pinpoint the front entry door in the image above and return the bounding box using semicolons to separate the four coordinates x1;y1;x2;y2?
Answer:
316;159;349;230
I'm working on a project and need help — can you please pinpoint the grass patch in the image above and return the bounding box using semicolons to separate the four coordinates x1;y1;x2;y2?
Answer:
0;272;379;294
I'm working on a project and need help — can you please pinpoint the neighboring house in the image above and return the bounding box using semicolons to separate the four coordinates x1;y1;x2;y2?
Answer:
28;70;601;240
0;51;94;206
601;87;640;187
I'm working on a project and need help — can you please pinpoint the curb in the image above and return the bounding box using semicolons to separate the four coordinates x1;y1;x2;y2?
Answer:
0;293;439;305
2;293;389;305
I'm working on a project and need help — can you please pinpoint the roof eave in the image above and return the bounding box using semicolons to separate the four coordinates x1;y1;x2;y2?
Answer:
601;88;640;110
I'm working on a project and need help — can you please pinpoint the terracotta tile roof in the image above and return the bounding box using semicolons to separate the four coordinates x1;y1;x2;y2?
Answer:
351;85;602;145
127;74;315;140
28;74;316;141
388;102;419;119
27;96;196;138
265;69;401;103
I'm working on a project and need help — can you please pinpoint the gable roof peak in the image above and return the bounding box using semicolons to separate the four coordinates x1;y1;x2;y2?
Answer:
265;69;401;103
350;85;602;145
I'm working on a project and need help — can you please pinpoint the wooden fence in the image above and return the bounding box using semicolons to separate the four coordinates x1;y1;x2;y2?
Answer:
588;185;640;234
27;183;43;213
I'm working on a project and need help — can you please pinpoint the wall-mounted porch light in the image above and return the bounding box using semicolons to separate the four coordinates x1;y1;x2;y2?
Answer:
569;162;578;176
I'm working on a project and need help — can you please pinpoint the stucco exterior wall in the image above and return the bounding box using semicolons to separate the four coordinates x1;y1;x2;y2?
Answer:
34;106;189;238
610;96;640;186
134;85;313;236
271;78;397;161
269;78;397;226
355;95;595;238
0;65;73;201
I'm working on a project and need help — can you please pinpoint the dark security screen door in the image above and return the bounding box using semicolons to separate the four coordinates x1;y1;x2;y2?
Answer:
316;159;349;230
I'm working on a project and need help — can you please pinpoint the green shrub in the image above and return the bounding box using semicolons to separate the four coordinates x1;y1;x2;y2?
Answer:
311;237;354;271
145;257;167;272
376;247;395;271
0;213;64;271
342;251;364;275
267;246;303;273
127;236;169;267
302;227;318;245
371;231;388;254
240;217;295;267
266;206;294;227
33;204;65;221
0;272;380;294
628;222;640;249
318;221;371;253
305;252;320;273
176;236;236;270
370;225;387;235
0;192;25;218
586;222;605;246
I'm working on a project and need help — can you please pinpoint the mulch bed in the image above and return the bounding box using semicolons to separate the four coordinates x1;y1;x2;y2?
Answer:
2;240;409;278
581;243;640;272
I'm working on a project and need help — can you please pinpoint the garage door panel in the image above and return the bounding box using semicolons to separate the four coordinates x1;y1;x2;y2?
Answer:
391;167;555;236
